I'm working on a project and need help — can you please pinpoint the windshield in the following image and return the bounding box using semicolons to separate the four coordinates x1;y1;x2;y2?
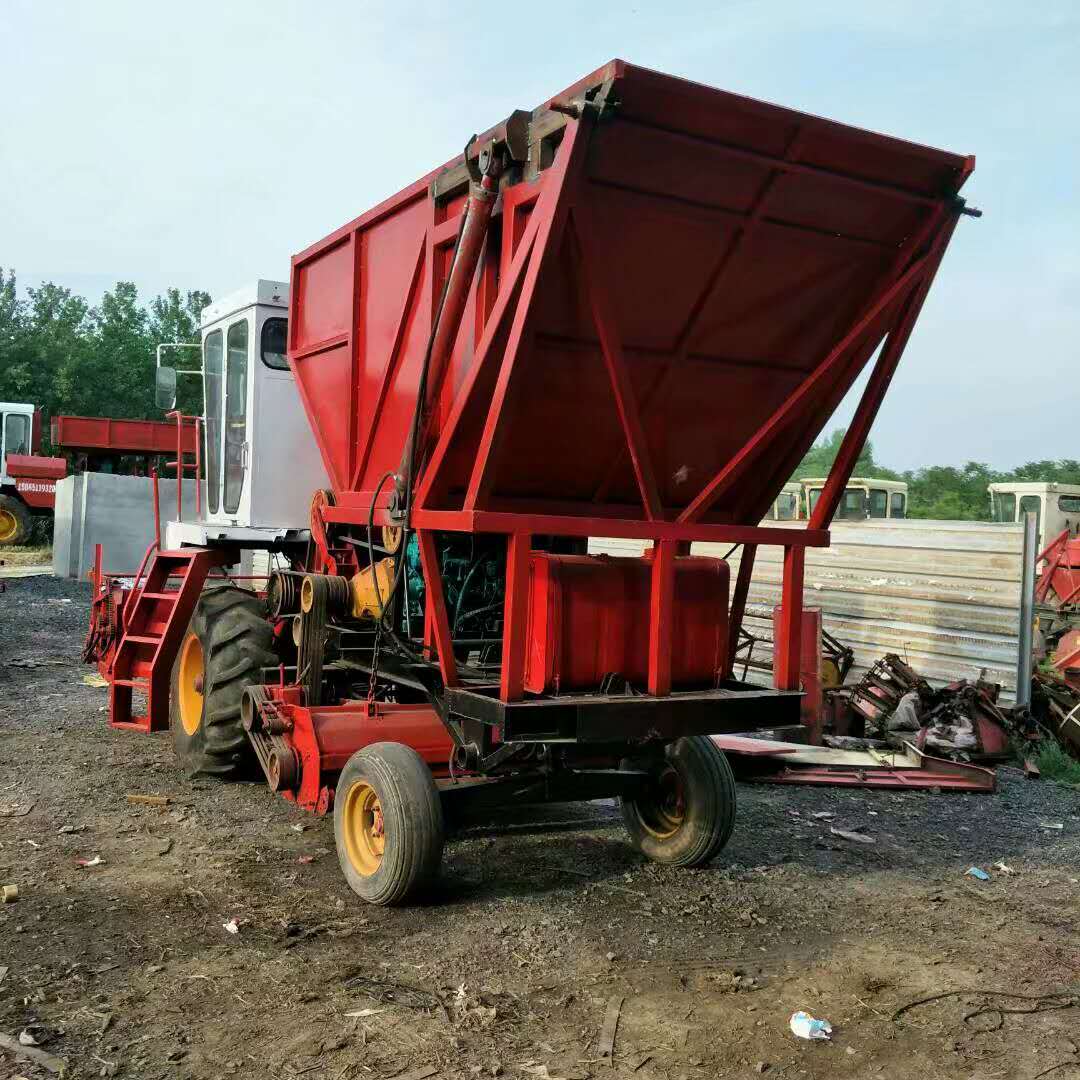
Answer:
223;319;249;514
4;413;31;458
204;330;223;514
991;491;1016;522
775;492;797;520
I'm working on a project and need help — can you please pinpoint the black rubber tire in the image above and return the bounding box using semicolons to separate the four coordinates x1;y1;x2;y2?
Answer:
334;742;444;906
619;736;737;867
169;586;276;779
0;494;31;547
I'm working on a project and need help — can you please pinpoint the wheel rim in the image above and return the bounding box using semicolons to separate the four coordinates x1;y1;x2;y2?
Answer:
0;509;17;543
637;764;686;839
178;633;205;736
341;780;385;877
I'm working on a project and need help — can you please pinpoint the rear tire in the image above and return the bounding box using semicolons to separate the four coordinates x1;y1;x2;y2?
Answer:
334;742;444;906
169;586;276;779
0;495;31;546
620;736;737;867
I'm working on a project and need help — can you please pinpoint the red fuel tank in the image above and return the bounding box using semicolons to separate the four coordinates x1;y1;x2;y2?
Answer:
524;552;729;694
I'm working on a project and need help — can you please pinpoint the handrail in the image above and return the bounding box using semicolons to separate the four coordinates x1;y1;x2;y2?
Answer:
163;410;202;524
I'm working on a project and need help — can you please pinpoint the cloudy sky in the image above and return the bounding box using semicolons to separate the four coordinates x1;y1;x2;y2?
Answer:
2;1;1076;471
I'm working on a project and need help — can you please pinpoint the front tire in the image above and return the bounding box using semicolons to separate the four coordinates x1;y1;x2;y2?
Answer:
169;586;276;778
620;736;737;867
334;742;444;906
0;495;31;546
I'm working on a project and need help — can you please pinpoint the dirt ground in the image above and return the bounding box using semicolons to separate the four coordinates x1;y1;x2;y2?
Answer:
1;572;1078;1080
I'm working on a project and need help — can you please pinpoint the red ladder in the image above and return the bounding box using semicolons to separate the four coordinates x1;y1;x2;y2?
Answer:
109;547;228;732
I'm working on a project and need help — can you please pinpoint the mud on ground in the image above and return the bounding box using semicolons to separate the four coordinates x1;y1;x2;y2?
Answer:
0;574;1078;1080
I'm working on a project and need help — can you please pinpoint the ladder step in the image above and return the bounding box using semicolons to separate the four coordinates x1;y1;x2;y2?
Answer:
113;677;149;688
124;634;162;646
139;592;178;601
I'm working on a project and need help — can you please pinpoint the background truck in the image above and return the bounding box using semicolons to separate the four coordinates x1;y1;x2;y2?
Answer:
768;478;908;521
83;59;976;905
0;405;199;546
0;401;64;545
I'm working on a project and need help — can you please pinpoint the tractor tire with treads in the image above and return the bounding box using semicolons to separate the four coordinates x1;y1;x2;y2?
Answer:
170;586;276;779
0;495;31;546
619;736;737;867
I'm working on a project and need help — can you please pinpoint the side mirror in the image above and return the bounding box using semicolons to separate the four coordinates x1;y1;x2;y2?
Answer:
155;365;177;411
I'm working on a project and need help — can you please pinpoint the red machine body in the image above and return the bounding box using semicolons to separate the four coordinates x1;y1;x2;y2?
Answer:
524;553;728;694
51;414;197;458
4;453;66;509
88;62;976;833
284;58;972;729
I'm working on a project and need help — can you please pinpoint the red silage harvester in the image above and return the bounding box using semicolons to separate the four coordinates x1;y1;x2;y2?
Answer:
83;61;976;905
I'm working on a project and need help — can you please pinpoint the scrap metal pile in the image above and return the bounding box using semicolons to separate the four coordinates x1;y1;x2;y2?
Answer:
842;653;1017;762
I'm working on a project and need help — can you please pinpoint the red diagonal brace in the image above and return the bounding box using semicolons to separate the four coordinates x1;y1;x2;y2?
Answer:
464;118;587;510
570;208;662;520
351;233;426;490
809;212;960;529
678;249;932;525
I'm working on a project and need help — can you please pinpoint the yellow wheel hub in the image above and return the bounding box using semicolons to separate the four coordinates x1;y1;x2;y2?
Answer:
638;765;686;840
341;780;385;877
0;509;17;543
178;633;205;736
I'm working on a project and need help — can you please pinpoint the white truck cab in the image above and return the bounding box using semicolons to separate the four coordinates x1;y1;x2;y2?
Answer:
0;403;34;489
988;481;1080;551
801;477;907;521
158;281;328;547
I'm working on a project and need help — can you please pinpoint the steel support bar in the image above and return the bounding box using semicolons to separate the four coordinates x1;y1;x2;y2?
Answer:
774;546;805;692
500;532;531;702
410;508;830;548
416;529;459;688
1017;510;1036;708
808;211;960;529
647;540;676;695
678;250;932;524
726;543;757;677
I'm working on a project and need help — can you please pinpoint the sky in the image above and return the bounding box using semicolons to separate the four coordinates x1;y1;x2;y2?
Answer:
1;0;1077;472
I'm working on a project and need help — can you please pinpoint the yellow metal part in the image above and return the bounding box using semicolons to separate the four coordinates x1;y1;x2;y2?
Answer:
381;524;403;555
341;780;385;876
0;509;17;543
349;559;395;620
178;632;205;736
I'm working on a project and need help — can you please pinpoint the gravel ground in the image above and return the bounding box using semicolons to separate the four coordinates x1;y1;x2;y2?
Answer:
0;572;1078;1080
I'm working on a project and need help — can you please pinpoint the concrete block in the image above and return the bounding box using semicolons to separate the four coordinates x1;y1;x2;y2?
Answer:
51;472;198;579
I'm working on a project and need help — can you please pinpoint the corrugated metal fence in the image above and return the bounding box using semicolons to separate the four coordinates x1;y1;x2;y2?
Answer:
590;520;1026;703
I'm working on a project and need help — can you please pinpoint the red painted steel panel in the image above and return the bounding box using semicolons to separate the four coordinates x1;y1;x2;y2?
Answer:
523;553;728;694
50;415;195;455
289;61;971;528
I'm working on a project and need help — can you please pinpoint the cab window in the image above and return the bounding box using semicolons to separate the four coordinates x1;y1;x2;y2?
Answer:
807;488;821;516
3;413;31;458
868;488;888;518
775;492;797;520
261;317;289;370
991;492;1016;522
223;320;249;514
1059;496;1080;513
836;488;867;520
1019;495;1042;539
203;331;223;515
890;492;906;518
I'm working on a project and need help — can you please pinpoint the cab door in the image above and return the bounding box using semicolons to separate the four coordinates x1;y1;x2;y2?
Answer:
202;318;251;521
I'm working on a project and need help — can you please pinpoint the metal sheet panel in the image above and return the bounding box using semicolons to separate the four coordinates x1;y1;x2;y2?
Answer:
590;519;1025;702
